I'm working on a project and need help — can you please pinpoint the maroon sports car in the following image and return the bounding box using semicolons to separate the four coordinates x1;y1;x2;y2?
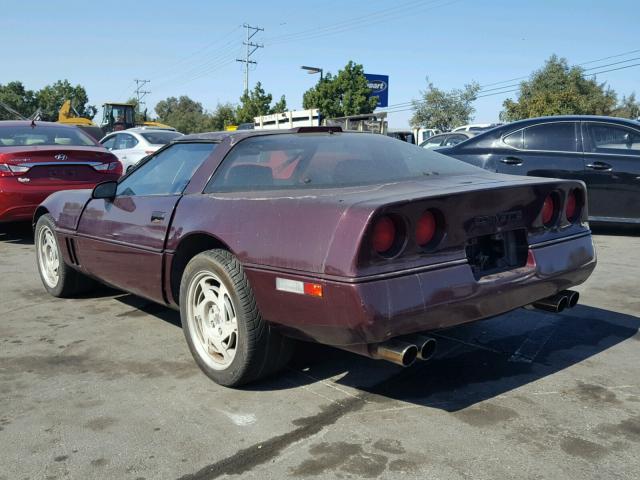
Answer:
34;127;596;386
0;121;122;222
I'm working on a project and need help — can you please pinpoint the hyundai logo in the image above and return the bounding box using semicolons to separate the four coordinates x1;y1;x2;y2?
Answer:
54;153;68;161
367;80;387;92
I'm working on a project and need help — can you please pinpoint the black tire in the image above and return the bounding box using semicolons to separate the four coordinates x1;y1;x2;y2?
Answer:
179;249;293;387
35;214;96;297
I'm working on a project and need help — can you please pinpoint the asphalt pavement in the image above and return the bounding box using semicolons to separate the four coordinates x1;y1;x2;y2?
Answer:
1;222;638;480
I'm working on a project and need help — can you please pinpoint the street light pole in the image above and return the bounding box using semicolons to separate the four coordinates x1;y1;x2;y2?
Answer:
301;65;323;81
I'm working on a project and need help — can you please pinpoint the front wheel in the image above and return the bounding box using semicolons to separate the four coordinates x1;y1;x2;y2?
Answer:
180;249;293;387
35;214;96;297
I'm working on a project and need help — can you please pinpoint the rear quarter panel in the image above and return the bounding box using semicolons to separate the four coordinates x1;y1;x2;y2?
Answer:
166;192;363;274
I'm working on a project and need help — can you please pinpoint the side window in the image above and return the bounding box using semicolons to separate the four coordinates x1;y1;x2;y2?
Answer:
503;130;523;148
585;123;640;155
421;135;445;149
116;143;217;197
522;122;577;152
444;134;467;146
112;134;125;150
115;134;138;150
101;135;116;150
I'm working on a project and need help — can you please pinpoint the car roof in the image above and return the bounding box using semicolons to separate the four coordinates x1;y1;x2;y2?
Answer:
124;127;182;133
0;120;80;129
176;126;343;143
504;115;640;128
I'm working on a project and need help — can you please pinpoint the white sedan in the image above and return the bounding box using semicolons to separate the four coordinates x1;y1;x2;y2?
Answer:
99;128;183;171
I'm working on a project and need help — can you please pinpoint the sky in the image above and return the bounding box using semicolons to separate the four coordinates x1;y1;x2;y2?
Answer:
2;0;639;128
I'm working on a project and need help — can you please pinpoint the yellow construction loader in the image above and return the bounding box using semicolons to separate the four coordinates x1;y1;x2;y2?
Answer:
57;100;174;140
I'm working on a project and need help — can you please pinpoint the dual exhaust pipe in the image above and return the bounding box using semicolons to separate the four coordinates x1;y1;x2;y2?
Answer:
369;334;437;367
344;289;579;368
530;289;579;313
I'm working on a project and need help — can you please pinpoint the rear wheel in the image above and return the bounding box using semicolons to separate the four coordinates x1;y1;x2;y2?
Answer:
180;249;293;387
35;214;96;297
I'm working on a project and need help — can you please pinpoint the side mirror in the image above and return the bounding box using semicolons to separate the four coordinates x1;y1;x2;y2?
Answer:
92;181;118;200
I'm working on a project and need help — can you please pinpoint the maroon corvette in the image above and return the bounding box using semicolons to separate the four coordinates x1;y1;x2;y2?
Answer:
34;127;596;386
0;121;122;222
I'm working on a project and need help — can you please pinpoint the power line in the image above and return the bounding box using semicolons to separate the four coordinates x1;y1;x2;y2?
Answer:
379;63;640;116
265;0;433;43
151;37;242;93
236;23;264;95
379;49;640;112
479;48;640;89
264;0;462;46
145;25;242;80
583;56;640;73
579;48;640;66
587;62;640;76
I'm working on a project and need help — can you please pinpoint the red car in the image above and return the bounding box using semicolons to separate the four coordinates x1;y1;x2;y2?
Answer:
0;121;121;223
34;127;596;387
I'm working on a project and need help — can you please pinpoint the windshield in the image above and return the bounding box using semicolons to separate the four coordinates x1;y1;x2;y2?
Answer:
207;132;480;192
140;131;183;145
0;124;97;147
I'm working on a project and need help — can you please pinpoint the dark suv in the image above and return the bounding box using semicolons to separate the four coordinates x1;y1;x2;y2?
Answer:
438;115;640;225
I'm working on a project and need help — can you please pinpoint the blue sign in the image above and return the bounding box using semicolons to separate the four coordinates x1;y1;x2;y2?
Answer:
364;73;389;108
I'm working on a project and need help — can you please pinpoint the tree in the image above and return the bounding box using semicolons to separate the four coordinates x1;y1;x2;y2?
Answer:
0;81;36;120
35;80;96;121
155;95;210;134
271;95;287;114
302;61;378;118
410;79;480;131
236;82;276;123
500;55;617;122
208;102;237;131
611;93;640;119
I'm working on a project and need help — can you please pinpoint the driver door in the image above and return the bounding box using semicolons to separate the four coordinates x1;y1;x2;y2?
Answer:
75;142;217;302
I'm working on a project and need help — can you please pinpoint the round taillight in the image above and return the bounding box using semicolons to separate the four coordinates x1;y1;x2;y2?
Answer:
372;216;396;254
542;194;556;226
416;210;436;247
566;189;578;222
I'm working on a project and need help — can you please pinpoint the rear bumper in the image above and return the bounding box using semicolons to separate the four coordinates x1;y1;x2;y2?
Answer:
246;233;596;346
0;177;116;222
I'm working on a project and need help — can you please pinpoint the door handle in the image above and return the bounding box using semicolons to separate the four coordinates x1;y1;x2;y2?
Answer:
586;161;612;171
500;156;523;166
150;211;166;223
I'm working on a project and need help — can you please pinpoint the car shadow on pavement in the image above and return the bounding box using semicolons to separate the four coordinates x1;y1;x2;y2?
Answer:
0;222;34;245
252;304;640;412
108;291;638;411
115;293;182;327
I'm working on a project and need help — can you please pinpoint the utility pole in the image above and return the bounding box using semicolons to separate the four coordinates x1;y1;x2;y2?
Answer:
134;79;151;114
236;24;264;95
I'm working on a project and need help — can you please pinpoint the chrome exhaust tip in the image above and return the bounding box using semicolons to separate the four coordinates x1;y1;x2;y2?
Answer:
562;290;579;308
402;334;437;361
370;339;418;367
531;293;569;313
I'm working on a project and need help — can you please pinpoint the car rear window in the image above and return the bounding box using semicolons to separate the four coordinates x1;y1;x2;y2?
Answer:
206;132;480;192
140;131;182;145
0;124;97;147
